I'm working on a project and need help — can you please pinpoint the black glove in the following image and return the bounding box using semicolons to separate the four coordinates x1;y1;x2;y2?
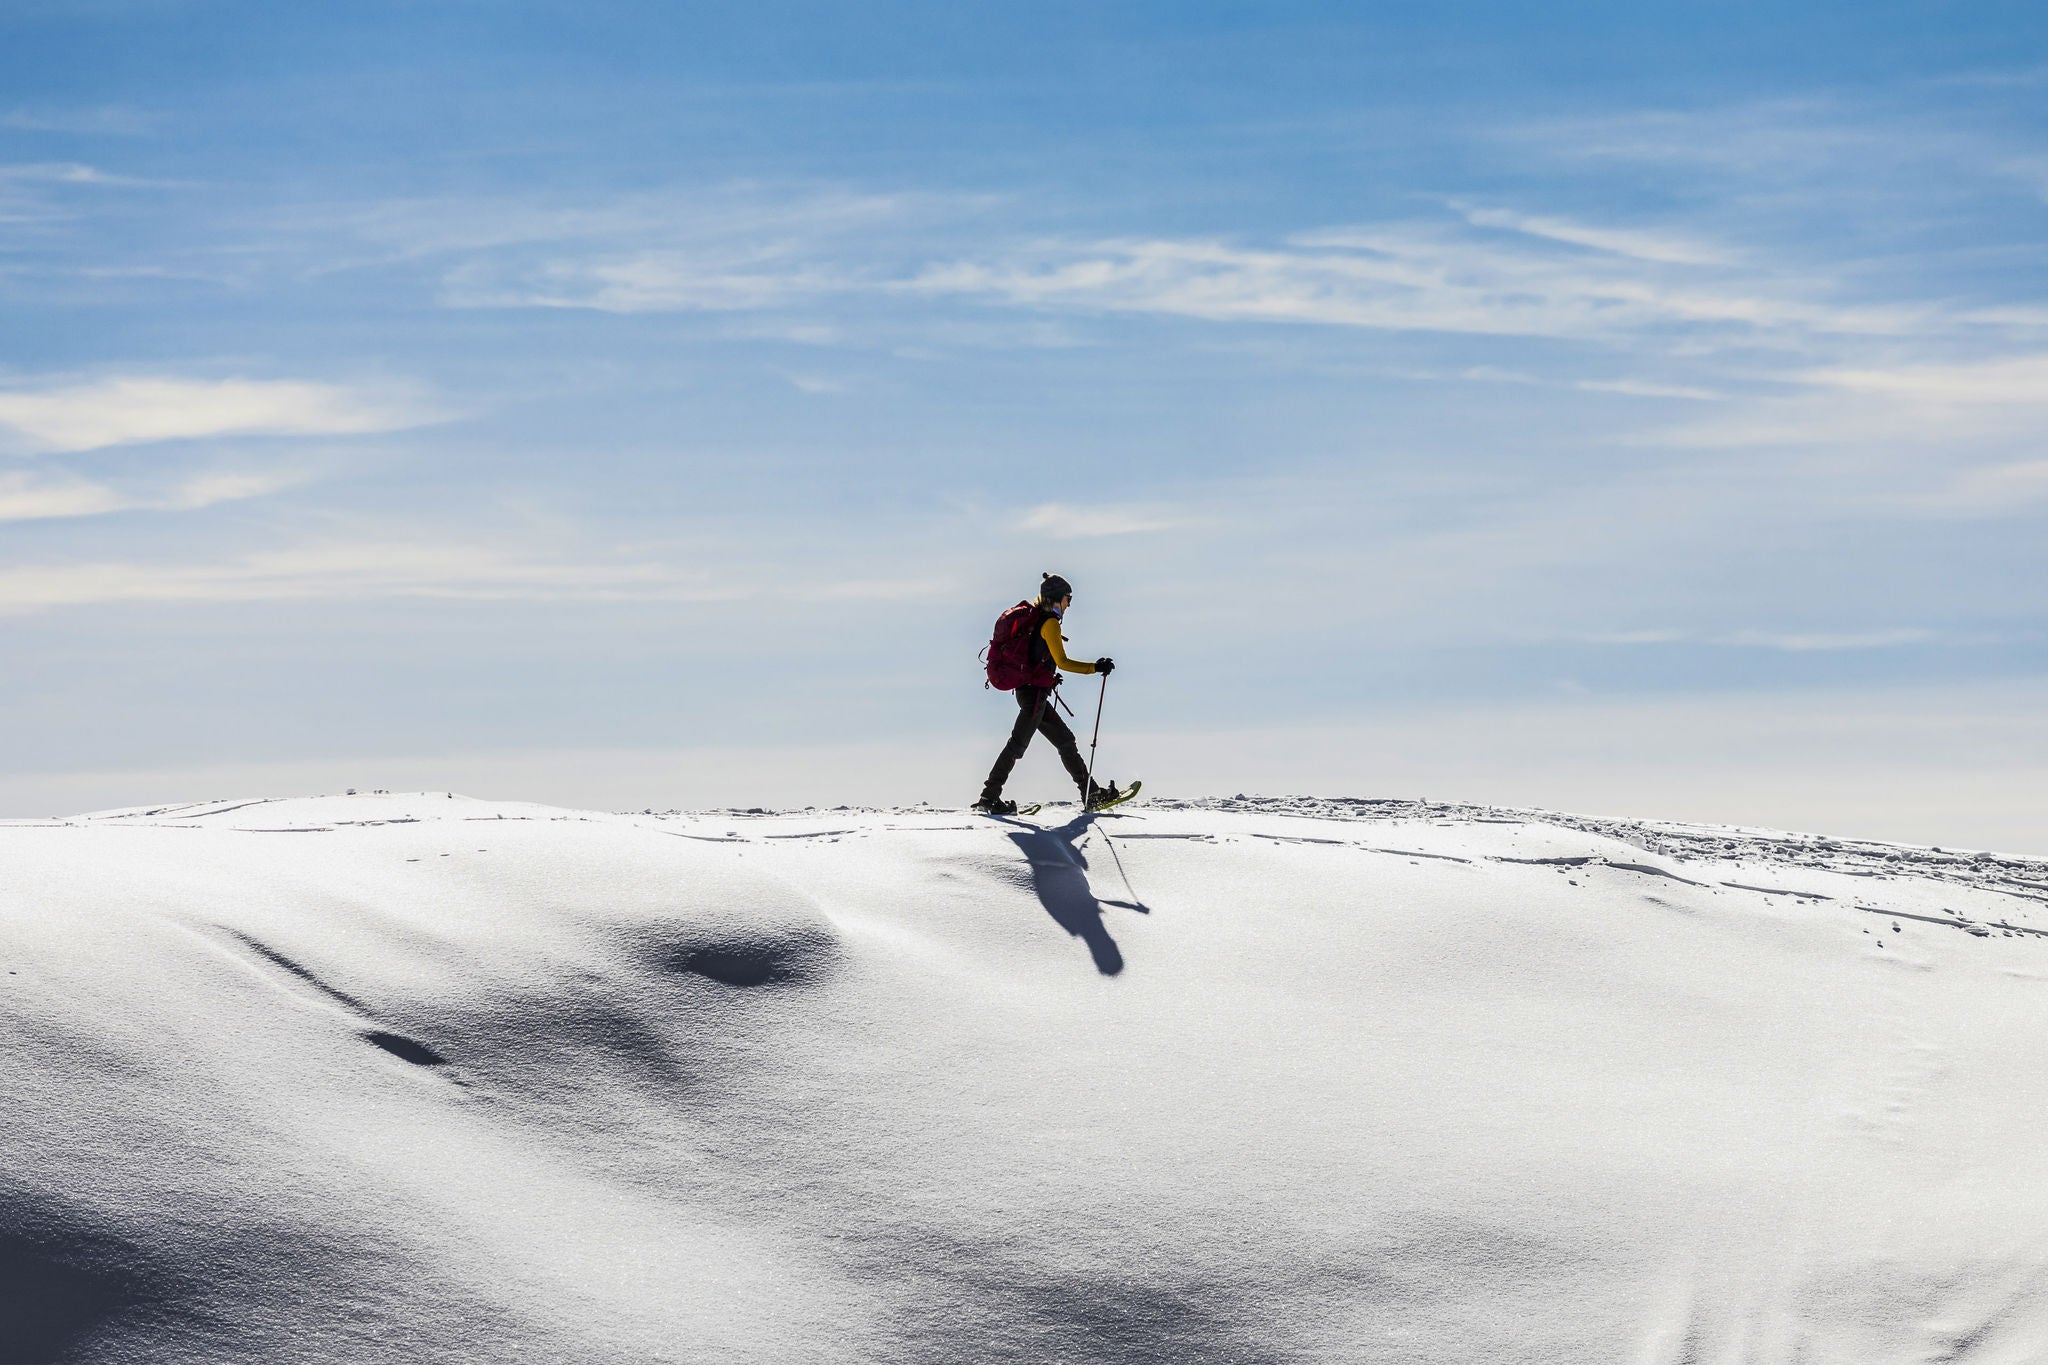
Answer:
1094;657;1115;675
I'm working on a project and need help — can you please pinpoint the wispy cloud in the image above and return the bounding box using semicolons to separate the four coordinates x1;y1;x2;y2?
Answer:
1503;98;1890;176
1575;378;1725;401
0;473;129;522
1898;460;2048;515
214;149;2039;409
0;541;711;613
1965;305;2048;330
1653;353;2048;448
339;187;961;313
0;468;309;523
404;183;1909;351
1921;64;2048;91
1449;201;1736;267
0;107;157;136
447;253;846;314
779;372;850;394
796;576;955;601
910;223;1918;345
339;187;924;264
1017;503;1184;538
1581;627;1937;651
1803;354;2048;406
0;376;443;454
0;537;960;613
1721;628;1939;652
0;162;118;185
0;161;167;189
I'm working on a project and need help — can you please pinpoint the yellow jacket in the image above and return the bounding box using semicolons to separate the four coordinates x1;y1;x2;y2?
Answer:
1040;614;1097;675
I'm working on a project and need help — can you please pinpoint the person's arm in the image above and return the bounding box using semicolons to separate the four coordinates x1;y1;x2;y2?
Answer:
1039;616;1097;674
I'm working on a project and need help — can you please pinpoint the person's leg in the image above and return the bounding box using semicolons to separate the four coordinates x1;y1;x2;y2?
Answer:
980;686;1048;801
1035;700;1092;796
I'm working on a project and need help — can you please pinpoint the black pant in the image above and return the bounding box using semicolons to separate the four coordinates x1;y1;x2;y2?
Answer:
983;685;1090;798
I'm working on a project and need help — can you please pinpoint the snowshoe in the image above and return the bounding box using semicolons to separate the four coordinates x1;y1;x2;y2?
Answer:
1083;779;1142;813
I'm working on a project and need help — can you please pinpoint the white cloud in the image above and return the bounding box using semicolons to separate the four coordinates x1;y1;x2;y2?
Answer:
0;107;156;136
1579;629;1688;645
1802;354;2048;405
0;161;119;185
797;577;956;601
399;182;1904;349
0;474;127;522
0;468;311;524
1964;306;2048;329
1901;460;2048;515
0;161;168;189
1503;99;1884;175
161;469;308;509
1653;353;2048;448
911;225;1915;345
0;541;713;613
316;174;2000;400
452;254;842;314
402;187;956;312
1017;503;1183;538
1452;203;1736;266
1575;379;1725;401
347;187;922;263
1580;627;1935;651
0;376;442;454
0;538;962;613
1455;365;1538;385
1723;628;1936;652
780;373;850;394
1922;64;2048;91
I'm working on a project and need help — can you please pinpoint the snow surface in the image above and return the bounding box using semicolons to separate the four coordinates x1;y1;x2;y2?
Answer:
6;790;2048;1363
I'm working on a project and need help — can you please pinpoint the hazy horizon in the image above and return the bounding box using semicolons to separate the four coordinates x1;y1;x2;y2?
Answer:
3;1;2044;847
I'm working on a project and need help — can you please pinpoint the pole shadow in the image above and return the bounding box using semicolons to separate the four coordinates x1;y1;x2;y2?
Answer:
1002;812;1148;977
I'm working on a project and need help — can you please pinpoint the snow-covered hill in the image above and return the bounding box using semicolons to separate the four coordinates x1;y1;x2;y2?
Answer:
6;791;2048;1364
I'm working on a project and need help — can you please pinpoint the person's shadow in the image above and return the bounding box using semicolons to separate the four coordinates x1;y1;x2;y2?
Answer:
1003;812;1148;976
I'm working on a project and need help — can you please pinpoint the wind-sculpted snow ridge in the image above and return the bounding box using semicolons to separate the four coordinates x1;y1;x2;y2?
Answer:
1159;793;2048;922
6;792;2048;1363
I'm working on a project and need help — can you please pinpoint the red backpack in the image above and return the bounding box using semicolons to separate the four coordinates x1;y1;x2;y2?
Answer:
983;601;1049;690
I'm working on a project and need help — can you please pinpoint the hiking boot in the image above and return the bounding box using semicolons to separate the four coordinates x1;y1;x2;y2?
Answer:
1083;780;1123;810
972;794;1018;816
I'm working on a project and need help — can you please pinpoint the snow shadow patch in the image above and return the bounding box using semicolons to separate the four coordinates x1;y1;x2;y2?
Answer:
425;989;698;1118
222;929;371;1013
1006;814;1129;977
675;944;789;987
882;1251;1279;1365
639;921;838;990
360;1030;447;1066
975;1274;1278;1365
0;1208;156;1364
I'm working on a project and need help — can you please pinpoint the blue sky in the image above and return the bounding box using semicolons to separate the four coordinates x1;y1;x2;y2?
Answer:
3;1;2046;846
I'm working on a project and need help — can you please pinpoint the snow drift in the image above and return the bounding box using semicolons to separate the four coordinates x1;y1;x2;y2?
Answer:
5;791;2048;1364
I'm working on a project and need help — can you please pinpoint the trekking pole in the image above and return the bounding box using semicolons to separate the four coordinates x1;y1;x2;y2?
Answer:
1083;671;1108;800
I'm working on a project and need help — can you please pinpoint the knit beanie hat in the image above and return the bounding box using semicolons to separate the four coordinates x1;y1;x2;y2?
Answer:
1040;573;1073;601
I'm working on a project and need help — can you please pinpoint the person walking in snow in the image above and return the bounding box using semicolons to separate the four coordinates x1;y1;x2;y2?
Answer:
974;573;1122;815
